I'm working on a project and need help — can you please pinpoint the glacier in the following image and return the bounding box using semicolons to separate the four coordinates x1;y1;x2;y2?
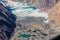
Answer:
1;0;49;23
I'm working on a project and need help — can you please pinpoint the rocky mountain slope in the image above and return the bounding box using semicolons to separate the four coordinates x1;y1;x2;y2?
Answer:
0;0;60;10
48;1;60;33
10;0;60;10
0;3;16;40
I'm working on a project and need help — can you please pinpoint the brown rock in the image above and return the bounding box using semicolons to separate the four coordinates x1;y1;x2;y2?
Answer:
26;0;60;10
48;1;60;33
48;1;60;25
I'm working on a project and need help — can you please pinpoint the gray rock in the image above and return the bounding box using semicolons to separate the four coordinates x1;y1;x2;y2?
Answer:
0;3;16;40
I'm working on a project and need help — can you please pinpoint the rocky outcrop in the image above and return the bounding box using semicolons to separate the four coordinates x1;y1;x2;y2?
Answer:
0;3;16;40
48;1;60;33
26;0;60;10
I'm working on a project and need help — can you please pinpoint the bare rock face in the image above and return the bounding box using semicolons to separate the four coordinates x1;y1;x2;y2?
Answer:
0;3;16;40
48;1;60;33
26;0;60;10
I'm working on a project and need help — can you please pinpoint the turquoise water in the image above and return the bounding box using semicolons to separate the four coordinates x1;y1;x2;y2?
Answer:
18;34;31;38
20;34;31;38
6;4;37;14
